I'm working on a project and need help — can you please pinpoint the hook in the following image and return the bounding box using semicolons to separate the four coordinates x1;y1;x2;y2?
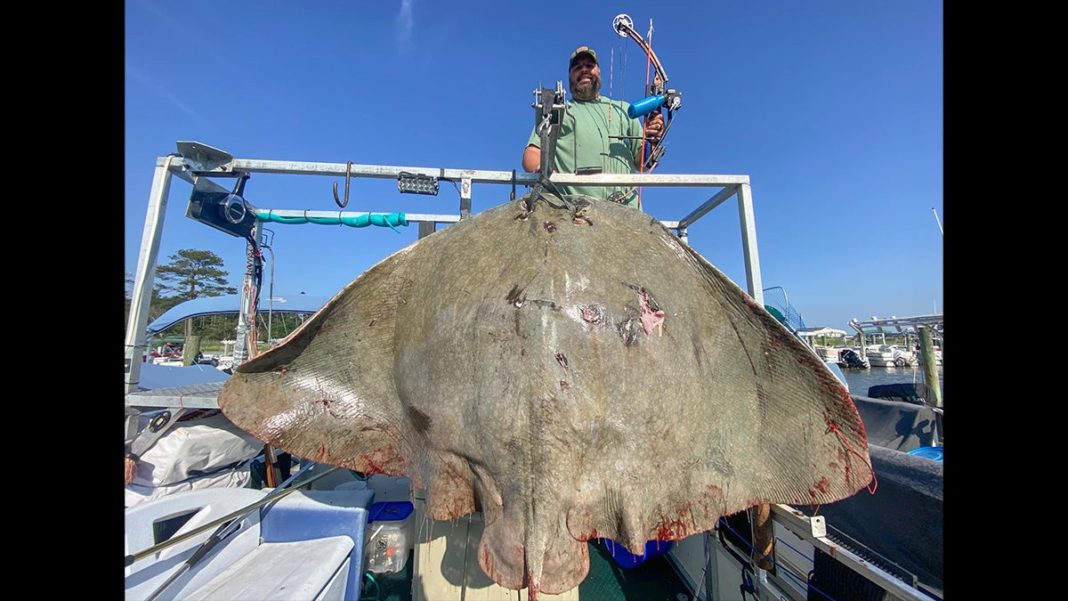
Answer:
332;161;353;208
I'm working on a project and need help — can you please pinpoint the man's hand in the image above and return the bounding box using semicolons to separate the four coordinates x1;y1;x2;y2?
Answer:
644;113;665;143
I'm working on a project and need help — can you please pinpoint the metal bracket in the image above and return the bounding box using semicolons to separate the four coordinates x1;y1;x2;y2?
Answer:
529;82;568;206
808;514;827;538
459;174;473;219
176;141;234;173
770;504;826;539
534;82;567;180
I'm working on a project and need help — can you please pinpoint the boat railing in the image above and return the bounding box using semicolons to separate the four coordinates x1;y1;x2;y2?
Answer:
125;141;765;401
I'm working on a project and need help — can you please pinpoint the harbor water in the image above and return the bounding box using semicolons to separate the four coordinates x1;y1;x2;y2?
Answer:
841;365;944;401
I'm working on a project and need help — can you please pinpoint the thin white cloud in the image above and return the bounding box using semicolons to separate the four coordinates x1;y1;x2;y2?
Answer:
126;65;208;126
131;0;214;49
396;0;414;50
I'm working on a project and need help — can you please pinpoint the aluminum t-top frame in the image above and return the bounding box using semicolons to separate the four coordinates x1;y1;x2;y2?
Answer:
125;141;763;399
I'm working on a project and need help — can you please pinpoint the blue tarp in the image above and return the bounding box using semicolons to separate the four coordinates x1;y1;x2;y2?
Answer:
147;293;329;333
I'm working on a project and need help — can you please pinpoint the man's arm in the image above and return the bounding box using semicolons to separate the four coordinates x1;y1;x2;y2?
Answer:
522;144;541;173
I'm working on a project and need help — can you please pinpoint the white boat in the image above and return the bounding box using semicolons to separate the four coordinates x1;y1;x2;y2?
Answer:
848;316;942;370
814;345;840;362
865;344;917;367
124;142;941;601
125;470;383;601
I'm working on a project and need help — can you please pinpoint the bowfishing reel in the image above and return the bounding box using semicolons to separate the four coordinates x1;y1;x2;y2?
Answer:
187;173;257;238
627;88;682;119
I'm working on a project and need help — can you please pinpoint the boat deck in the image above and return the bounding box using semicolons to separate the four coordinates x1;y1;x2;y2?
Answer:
125;381;224;408
407;493;692;601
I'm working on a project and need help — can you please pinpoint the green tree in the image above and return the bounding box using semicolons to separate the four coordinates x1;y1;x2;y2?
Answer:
156;249;238;300
155;249;238;340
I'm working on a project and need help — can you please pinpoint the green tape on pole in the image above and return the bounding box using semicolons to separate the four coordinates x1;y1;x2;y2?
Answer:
255;210;408;232
339;213;409;230
258;213;310;224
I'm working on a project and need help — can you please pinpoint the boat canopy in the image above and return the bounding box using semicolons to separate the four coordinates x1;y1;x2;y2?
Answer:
147;293;328;333
848;314;943;336
138;362;230;390
797;327;849;338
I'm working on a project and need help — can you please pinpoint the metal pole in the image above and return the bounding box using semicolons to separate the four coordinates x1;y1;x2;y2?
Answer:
125;156;176;394
677;185;739;229
264;240;275;347
735;182;764;305
418;222;437;239
233;221;261;365
185;155;749;186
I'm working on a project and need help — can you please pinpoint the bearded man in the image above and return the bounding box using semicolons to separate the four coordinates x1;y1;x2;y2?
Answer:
522;46;664;207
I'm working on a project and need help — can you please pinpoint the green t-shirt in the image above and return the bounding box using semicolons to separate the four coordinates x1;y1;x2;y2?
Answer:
527;97;644;206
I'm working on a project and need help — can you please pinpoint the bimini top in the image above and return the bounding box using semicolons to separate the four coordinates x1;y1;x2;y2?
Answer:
138;362;230;390
147;293;328;333
797;327;849;338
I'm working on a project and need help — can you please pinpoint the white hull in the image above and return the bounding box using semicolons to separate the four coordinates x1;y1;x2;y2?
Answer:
867;356;915;368
865;346;917;368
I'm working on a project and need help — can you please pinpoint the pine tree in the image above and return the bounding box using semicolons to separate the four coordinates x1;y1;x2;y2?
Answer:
155;249;238;339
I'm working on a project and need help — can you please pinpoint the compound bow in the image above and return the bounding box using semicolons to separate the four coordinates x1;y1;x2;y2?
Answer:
612;13;682;172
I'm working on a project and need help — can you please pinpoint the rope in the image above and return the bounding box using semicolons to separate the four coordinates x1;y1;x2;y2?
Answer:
774;534;812;559
826;423;879;494
797;568;837;601
739;564;756;599
360;571;381;601
719;517;755;554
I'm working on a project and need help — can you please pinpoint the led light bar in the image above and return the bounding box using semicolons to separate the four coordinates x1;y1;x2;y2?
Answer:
397;171;439;196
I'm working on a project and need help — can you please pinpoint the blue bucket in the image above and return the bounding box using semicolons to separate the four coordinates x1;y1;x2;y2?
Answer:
600;538;674;569
906;446;943;461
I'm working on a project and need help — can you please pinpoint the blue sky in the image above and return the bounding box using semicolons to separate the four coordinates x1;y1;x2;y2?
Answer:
125;1;942;331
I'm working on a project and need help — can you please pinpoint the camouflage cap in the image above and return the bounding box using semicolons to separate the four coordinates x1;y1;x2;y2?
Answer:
569;46;598;67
